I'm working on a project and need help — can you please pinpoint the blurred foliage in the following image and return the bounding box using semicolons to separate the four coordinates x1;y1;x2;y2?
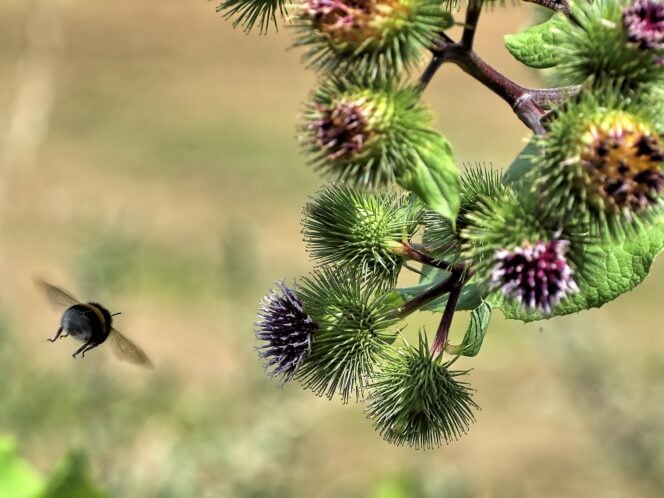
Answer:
549;331;664;497
0;441;107;498
0;438;43;498
368;470;476;498
219;220;260;299
40;452;107;498
76;226;140;297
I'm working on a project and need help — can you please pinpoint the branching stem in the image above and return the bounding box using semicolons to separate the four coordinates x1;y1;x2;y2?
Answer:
461;0;483;50
523;0;571;16
397;272;458;318
400;241;464;272
419;31;581;134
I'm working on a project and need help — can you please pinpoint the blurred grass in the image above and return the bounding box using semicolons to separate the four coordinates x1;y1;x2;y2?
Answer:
0;0;663;497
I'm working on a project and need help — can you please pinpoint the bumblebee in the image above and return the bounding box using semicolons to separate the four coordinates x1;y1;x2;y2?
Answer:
37;279;153;368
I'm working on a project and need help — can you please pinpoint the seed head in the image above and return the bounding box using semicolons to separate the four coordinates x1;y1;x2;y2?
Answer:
310;101;370;160
366;335;479;449
302;184;415;283
302;77;435;188
551;0;664;88
303;0;391;46
623;0;664;50
294;0;451;76
579;112;664;216
296;267;398;402
491;238;579;314
256;281;318;382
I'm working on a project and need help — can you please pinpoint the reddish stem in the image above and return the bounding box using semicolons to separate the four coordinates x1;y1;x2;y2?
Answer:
398;272;458;318
461;0;483;50
431;275;463;356
420;33;581;134
400;241;465;273
523;0;571;16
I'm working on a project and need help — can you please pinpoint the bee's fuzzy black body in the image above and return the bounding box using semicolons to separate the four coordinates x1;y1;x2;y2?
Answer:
49;302;113;358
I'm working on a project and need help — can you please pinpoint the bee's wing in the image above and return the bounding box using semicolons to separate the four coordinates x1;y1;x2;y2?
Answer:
109;328;153;369
35;279;80;308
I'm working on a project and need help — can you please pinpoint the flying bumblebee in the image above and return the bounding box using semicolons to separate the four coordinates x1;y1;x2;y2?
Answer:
36;279;153;368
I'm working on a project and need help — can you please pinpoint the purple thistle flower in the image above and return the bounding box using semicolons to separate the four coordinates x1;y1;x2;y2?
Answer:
623;0;664;50
305;0;364;25
491;238;579;314
304;0;372;29
311;102;369;160
256;281;318;382
301;0;383;46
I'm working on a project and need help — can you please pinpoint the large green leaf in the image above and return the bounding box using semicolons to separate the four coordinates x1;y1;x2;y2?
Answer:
397;133;460;223
504;16;566;69
0;438;43;498
494;138;664;322
39;451;107;498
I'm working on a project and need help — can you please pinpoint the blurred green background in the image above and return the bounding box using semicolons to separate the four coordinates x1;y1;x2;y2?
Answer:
1;1;663;497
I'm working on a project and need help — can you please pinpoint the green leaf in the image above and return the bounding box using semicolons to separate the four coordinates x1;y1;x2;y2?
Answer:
495;137;664;322
501;137;541;186
504;16;565;69
397;133;460;223
449;301;492;357
382;290;407;310
396;266;484;312
40;451;107;498
0;438;43;498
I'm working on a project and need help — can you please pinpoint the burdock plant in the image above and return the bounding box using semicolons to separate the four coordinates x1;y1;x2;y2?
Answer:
219;0;664;448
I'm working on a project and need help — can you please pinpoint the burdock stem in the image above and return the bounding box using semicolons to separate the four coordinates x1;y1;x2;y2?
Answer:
419;30;581;133
461;0;483;49
523;0;571;16
398;272;458;318
396;243;471;319
431;275;463;356
400;241;464;272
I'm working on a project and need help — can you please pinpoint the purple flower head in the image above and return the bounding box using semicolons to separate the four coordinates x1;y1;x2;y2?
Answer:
256;281;317;382
623;0;664;50
305;0;368;26
311;102;369;160
491;238;579;314
302;0;391;46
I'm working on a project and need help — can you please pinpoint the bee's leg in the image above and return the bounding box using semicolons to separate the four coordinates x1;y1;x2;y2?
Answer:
80;342;100;358
72;341;92;358
47;327;64;342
